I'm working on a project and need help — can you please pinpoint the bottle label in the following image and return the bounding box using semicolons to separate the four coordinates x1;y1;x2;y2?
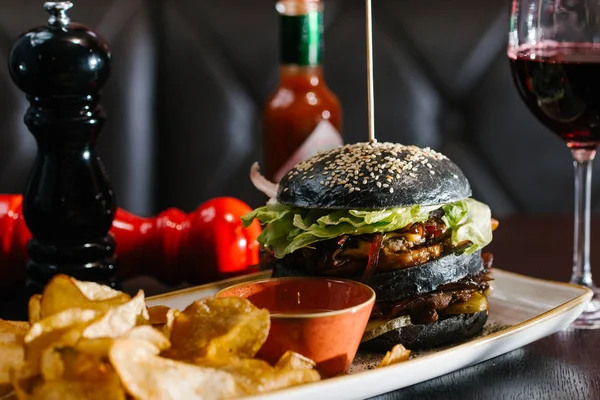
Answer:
280;11;323;66
274;120;343;182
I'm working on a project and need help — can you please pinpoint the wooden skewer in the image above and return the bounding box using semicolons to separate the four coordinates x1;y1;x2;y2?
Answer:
365;0;376;143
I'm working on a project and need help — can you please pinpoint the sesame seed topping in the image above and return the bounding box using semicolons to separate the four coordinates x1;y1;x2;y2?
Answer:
390;188;394;193
283;142;448;189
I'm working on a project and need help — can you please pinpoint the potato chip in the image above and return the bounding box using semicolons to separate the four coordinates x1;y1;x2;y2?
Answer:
0;341;25;391
124;326;170;353
148;306;179;339
72;281;127;302
10;361;40;400
109;339;239;400
28;295;42;325
74;338;114;359
147;306;171;325
39;347;64;381
0;319;28;386
31;374;125;400
378;344;411;368
57;348;115;382
274;351;317;371
81;291;148;340
40;341;123;389
0;320;29;336
0;388;16;399
40;275;130;319
24;309;99;362
249;367;320;395
166;297;269;361
6;274;323;400
191;356;320;396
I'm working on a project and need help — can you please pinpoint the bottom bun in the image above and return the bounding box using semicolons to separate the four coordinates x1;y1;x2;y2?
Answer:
360;310;488;352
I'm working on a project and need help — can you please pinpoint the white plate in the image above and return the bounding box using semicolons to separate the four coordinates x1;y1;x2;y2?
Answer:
147;269;592;400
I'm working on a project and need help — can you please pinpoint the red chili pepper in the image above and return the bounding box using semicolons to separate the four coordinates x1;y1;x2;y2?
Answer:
185;197;262;282
361;233;384;282
0;194;262;286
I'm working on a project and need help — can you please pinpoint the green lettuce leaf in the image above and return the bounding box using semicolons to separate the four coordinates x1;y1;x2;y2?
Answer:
242;198;493;259
442;198;493;255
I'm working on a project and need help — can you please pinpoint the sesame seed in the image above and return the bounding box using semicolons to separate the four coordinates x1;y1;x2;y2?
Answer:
349;187;355;193
390;188;394;193
281;142;448;189
430;171;435;175
377;182;382;188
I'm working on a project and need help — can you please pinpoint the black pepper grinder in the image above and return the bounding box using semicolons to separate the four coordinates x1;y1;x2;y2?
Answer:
8;1;118;291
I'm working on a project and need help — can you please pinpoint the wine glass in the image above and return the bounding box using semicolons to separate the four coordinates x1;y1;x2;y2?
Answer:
508;0;600;328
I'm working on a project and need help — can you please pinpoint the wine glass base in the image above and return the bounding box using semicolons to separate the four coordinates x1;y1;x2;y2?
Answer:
568;290;600;329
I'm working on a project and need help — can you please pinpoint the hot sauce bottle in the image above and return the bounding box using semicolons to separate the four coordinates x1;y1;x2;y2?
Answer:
263;0;343;183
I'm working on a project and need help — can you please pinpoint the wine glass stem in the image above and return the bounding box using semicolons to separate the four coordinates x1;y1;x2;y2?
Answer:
571;148;597;289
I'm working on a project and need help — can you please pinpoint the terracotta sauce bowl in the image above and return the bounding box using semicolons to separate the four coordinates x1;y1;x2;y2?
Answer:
216;277;375;377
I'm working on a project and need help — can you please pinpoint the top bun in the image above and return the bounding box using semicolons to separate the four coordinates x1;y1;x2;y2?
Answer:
277;142;471;209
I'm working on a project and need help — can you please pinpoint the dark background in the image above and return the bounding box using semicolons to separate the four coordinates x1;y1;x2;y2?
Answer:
0;0;592;218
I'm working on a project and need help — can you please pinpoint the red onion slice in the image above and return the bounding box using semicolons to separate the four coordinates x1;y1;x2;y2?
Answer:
250;162;278;199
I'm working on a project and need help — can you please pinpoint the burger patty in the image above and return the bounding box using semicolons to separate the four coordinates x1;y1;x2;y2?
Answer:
370;269;493;324
284;211;452;278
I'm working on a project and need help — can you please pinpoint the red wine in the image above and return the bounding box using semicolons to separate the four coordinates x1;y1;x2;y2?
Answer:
509;44;600;149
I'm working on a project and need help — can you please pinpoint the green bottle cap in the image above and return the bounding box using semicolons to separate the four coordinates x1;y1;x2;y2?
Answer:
279;10;323;66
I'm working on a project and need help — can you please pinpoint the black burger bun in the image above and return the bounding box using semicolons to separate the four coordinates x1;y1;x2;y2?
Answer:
367;250;484;302
277;142;471;210
360;311;488;352
270;250;485;303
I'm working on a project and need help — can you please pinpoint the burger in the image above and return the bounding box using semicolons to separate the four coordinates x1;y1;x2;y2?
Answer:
243;142;496;351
